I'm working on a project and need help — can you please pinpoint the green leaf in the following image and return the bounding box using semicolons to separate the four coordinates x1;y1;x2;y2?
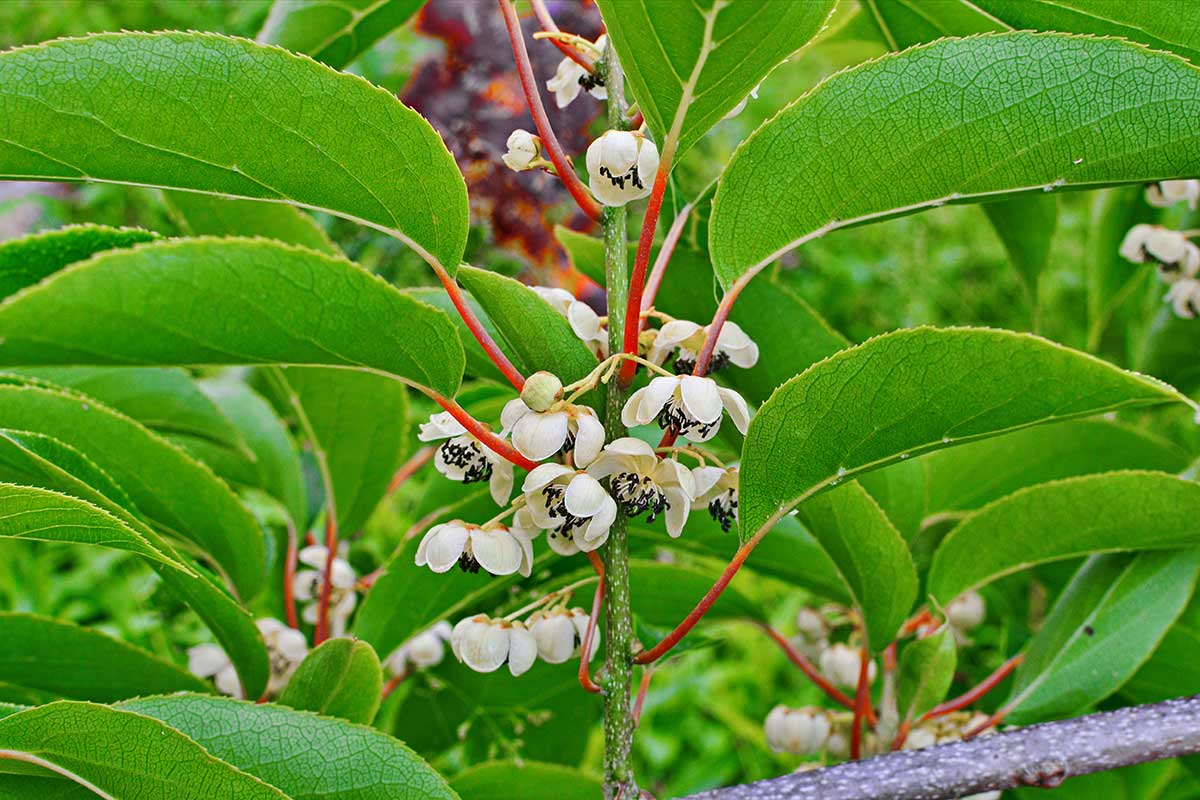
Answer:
457;266;598;387
1087;186;1154;353
0;381;266;599
259;0;426;70
266;367;408;534
407;288;509;385
163;190;337;256
982;195;1058;303
0;613;207;702
1122;597;1200;705
863;0;998;48
793;481;917;648
710;33;1200;288
596;0;837;160
739;327;1189;543
857;456;928;542
0;237;465;398
121;693;458;800
555;225;610;286
0;31;468;270
923;419;1190;515
277;638;383;725
450;761;600;800
630;560;762;629
1006;548;1200;723
928;471;1200;604
0;224;156;300
1135;306;1200;396
896;625;956;722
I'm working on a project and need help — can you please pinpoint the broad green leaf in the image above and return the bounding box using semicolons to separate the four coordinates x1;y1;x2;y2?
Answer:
0;702;286;798
0;775;92;799
0;612;207;702
0;224;156;300
928;472;1200;604
597;0;837;160
457;266;598;387
0;31;468;270
1135;307;1200;397
407;288;508;385
1087;186;1155;353
923;419;1190;515
710;33;1200;288
630;560;762;629
555;225;611;286
793;481;917;648
277;638;383;725
259;0;426;70
120;693;458;800
0;237;465;397
1006;548;1200;723
863;0;997;48
266;367;408;534
982;195;1058;304
0;382;266;599
739;327;1190;543
896;625;956;722
450;761;600;800
1122;597;1200;705
164;190;337;256
857;457;929;543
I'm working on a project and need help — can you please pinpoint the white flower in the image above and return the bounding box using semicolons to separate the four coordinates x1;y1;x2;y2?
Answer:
546;35;607;108
1119;224;1200;280
385;621;453;677
528;607;598;663
415;519;537;578
188;617;307;698
501;396;605;466
820;643;877;690
450;614;537;676
294;544;358;638
722;83;760;121
946;590;986;631
1166;278;1200;318
586;130;660;207
795;608;828;643
532;286;608;357
692;465;739;532
419;411;514;506
763;705;832;754
903;726;937;750
648;319;759;374
521;465;617;554
622;375;750;443
1146;179;1200;210
502;129;542;172
587;437;695;537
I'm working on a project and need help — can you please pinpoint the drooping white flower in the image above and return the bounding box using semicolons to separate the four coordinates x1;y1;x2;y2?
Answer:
294;544;358;638
587;437;695;537
648;319;759;374
586;129;660;207
1166;277;1200;318
521;465;617;554
1146;179;1200;210
189;617;307;698
946;590;986;631
501;395;605;466
384;621;453;677
528;607;598;664
622;375;750;443
546;36;608;108
531;286;608;357
763;705;832;754
903;726;937;750
692;465;739;532
502;129;542;172
819;643;877;690
723;83;761;121
450;614;538;676
1119;224;1200;280
419;411;514;505
795;608;829;643
415;519;536;578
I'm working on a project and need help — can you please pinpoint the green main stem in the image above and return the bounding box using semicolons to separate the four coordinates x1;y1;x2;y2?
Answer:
600;39;636;800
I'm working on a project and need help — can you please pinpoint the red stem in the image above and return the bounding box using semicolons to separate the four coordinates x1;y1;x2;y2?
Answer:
619;160;672;386
757;623;856;711
314;515;337;645
639;203;692;322
635;526;767;664
433;394;539;471
431;261;525;391
850;642;872;760
283;517;299;629
964;707;1008;739
381;672;408;700
919;654;1024;724
633;666;654;726
691;276;746;378
388;446;434;493
529;0;596;71
500;0;602;222
579;551;605;694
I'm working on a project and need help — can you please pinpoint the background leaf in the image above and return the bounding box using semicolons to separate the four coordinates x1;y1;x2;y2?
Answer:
0;224;156;300
449;761;601;800
163;190;338;256
896;625;956;722
278;638;383;725
258;0;426;70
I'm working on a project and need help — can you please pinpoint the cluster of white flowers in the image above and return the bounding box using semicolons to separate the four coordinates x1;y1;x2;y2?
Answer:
1119;180;1200;318
188;617;307;698
764;705;834;755
586;129;660;207
384;622;453;678
791;606;878;689
546;35;608;108
293;544;359;638
451;607;596;675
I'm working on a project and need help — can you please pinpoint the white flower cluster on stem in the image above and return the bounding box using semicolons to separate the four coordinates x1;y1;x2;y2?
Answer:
1119;180;1200;317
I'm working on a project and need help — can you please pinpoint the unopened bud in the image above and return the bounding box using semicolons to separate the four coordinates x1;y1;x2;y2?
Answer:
820;643;877;689
520;371;564;412
795;608;827;641
946;590;986;631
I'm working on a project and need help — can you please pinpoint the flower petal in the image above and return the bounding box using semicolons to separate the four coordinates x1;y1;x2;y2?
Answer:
507;624;538;676
664;487;691;538
470;528;523;576
637;376;681;425
571;409;606;467
422;524;470;573
461;621;508;673
297;544;328;570
522;462;574;494
418;411;465;441
500;397;531;433
691;466;725;500
679;376;723;424
532;615;577;664
514;410;570;461
548;530;581;556
187;643;229;678
580;496;617;549
489;458;514;506
655;319;703;350
719;387;752;434
565;473;608;517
